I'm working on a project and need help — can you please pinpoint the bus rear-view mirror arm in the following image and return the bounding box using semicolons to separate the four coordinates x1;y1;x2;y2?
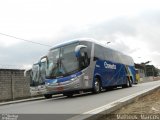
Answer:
93;57;99;61
75;45;87;58
39;55;48;68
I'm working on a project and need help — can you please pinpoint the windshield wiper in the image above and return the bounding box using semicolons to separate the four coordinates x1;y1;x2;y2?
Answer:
62;69;79;77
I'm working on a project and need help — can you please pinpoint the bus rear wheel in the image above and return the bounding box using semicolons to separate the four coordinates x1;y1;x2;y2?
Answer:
92;78;101;94
122;78;132;88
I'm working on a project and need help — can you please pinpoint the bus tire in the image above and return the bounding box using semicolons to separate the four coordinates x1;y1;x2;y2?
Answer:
122;78;132;88
129;76;133;87
129;79;132;87
44;94;52;99
92;78;101;94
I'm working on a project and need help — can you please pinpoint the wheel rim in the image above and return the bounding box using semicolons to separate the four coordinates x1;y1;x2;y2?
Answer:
95;80;100;92
127;80;129;87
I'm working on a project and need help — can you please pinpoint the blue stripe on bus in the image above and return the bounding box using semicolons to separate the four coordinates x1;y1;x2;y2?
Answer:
45;71;82;83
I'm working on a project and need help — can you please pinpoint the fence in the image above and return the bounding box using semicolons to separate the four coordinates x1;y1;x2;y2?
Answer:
0;69;30;101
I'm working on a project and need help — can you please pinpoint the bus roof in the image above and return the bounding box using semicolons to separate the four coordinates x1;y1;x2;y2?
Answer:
49;38;133;62
50;38;96;50
50;38;117;52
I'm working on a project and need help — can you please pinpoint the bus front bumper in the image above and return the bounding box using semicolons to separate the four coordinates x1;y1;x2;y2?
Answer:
45;77;82;94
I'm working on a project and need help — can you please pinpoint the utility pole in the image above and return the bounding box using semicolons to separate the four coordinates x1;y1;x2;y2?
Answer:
105;41;111;46
141;61;151;77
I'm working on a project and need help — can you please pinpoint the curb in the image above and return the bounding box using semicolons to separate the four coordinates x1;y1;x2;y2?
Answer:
68;84;160;120
0;94;63;106
0;97;44;106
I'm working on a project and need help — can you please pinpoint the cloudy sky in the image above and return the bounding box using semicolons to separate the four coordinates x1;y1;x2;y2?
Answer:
0;0;160;69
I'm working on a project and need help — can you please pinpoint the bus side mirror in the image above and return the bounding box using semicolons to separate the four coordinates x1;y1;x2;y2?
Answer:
93;57;99;61
38;61;41;67
39;56;48;68
75;45;87;58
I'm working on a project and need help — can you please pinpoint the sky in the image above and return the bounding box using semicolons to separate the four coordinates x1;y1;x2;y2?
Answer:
0;0;160;69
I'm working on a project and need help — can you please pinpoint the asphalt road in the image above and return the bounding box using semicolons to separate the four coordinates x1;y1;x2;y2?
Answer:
0;81;160;120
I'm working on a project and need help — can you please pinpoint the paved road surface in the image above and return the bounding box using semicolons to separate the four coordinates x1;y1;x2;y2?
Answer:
0;81;160;120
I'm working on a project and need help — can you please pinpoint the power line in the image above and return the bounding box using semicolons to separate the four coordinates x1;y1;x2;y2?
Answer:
0;32;52;47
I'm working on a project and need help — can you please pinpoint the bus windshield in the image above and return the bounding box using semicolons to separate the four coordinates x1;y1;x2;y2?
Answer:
46;43;79;79
32;63;40;86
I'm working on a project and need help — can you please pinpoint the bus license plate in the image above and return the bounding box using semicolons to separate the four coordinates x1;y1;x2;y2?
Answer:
57;86;64;91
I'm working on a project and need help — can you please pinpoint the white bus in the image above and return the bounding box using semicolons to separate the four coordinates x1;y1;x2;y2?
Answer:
24;57;47;95
39;38;136;98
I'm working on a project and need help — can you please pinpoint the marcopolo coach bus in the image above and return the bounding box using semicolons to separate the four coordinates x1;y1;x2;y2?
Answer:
40;38;136;98
24;57;47;95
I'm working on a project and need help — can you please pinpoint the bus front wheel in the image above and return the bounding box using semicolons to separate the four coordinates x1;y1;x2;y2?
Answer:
63;93;73;98
44;94;52;99
92;78;101;94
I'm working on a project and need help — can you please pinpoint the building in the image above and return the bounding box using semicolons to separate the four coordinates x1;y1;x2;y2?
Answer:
134;63;145;78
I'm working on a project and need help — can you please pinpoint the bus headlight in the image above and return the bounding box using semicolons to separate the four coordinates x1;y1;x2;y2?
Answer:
71;78;75;81
71;77;79;81
45;82;50;86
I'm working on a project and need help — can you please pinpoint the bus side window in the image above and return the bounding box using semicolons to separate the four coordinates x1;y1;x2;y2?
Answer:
94;44;104;61
112;50;118;63
118;53;123;64
116;52;121;63
103;48;113;62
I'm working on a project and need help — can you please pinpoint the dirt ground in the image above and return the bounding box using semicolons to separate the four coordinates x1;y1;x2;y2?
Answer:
99;88;160;120
114;88;160;114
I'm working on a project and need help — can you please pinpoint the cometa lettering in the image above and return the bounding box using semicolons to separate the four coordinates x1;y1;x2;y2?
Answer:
104;61;116;70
